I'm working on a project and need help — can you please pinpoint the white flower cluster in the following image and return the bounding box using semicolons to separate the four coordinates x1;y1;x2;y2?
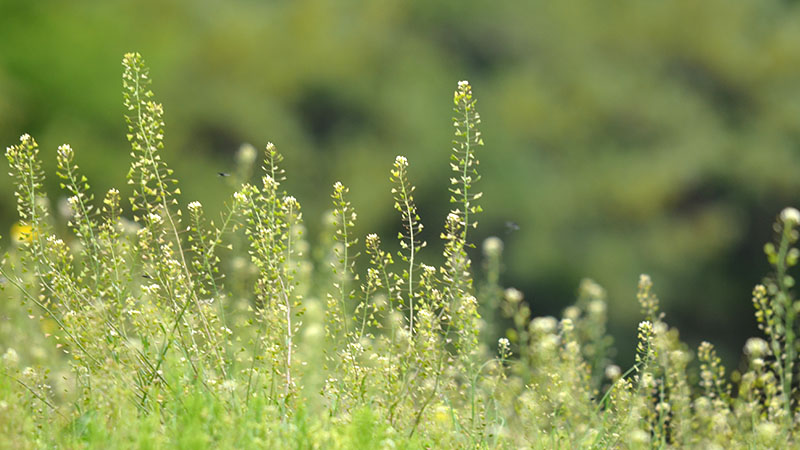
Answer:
234;189;248;204
744;337;769;358
446;212;460;225
531;316;557;335
604;364;621;380
580;278;606;299
142;283;161;295
560;318;574;333
283;196;298;209
482;236;503;258
781;207;800;226
498;337;511;354
187;201;202;211
504;287;523;303
587;299;606;316
2;348;19;368
236;143;257;165
57;144;73;159
146;212;163;225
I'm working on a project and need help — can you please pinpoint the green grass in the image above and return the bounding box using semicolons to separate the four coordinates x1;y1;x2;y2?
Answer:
1;52;800;448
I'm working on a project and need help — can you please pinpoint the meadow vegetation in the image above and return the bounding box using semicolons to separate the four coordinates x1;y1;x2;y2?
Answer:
1;53;800;448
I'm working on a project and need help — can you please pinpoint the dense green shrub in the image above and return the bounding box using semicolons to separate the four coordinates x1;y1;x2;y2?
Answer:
2;53;800;448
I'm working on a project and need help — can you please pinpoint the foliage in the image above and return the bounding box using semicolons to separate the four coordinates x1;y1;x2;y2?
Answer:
3;52;800;448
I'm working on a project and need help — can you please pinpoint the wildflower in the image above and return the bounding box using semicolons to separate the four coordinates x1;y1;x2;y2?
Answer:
744;337;769;358
605;364;621;380
580;278;606;299
539;334;559;352
233;190;248;204
221;379;237;393
640;373;655;390
263;175;278;190
446;212;459;225
560;318;575;333
669;350;688;365
498;337;511;357
756;422;778;440
10;222;34;244
563;306;580;321
638;321;654;338
283;195;298;207
504;287;523;304
531;316;557;334
630;429;650;444
60;196;76;219
432;404;450;425
587;299;606;316
2;348;19;368
146;212;163;224
187;201;202;211
56;143;73;159
482;236;503;258
21;367;35;379
142;283;161;295
780;207;800;226
236;143;257;165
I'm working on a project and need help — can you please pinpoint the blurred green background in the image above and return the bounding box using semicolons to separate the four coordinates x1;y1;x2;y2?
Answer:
3;0;800;367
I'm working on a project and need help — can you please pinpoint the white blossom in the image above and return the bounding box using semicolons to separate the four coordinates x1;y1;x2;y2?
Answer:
531;316;557;334
781;207;800;226
605;364;621;380
2;348;19;368
504;287;523;303
234;190;248;203
745;337;769;358
482;236;503;258
146;212;163;224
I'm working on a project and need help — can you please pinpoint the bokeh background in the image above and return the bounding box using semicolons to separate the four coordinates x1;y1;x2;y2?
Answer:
3;0;800;367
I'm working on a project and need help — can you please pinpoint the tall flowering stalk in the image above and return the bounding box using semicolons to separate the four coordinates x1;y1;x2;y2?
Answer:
238;143;305;412
450;80;484;245
390;155;425;332
756;207;800;431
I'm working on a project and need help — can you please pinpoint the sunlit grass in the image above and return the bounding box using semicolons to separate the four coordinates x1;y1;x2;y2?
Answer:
1;53;799;448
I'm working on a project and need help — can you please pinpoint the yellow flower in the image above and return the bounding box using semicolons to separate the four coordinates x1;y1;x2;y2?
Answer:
432;404;451;426
10;222;34;244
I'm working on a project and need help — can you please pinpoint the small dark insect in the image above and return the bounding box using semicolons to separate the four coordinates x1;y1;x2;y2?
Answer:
142;274;153;279
505;221;520;234
218;172;230;177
